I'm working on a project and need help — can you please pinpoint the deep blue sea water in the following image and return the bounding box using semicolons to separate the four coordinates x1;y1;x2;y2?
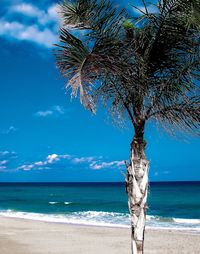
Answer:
0;182;200;231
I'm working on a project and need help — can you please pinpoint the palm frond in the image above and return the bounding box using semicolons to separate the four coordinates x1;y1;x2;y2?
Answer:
149;96;200;135
59;0;96;29
55;1;128;112
55;28;96;110
59;0;127;34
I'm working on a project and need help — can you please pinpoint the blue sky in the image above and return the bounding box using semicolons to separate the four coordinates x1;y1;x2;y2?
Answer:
0;0;199;182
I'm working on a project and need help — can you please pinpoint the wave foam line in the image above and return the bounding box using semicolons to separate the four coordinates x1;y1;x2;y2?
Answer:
0;210;129;228
48;201;72;205
0;210;199;231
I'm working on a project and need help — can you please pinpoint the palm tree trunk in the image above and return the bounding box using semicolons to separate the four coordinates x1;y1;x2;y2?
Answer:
126;136;149;254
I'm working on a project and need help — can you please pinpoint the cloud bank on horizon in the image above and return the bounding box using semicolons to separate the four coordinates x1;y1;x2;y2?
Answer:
0;150;124;173
0;1;59;48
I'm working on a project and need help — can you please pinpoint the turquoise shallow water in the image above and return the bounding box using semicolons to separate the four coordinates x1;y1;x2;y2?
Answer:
0;182;200;230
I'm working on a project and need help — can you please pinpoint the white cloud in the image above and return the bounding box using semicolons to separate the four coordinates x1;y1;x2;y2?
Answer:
0;151;16;157
17;153;124;172
0;20;57;48
19;164;34;171
53;105;65;114
0;151;10;156
0;151;18;172
1;126;17;135
60;154;71;159
47;5;59;21
35;105;66;117
47;153;59;163
72;156;95;164
12;3;42;18
0;166;7;171
34;161;44;166
90;160;124;170
36;110;53;117
19;26;57;47
18;153;71;171
0;160;8;165
0;3;59;48
11;3;59;25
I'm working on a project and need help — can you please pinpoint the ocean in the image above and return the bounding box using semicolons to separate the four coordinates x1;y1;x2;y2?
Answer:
0;182;200;231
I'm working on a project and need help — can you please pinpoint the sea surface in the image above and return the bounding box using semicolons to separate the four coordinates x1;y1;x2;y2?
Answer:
0;182;200;231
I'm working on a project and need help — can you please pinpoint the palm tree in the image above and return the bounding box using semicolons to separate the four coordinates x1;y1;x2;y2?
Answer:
54;1;200;253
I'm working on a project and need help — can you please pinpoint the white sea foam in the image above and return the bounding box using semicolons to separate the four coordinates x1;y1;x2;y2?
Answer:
0;210;128;228
173;218;200;224
0;210;199;231
64;202;72;205
48;201;72;205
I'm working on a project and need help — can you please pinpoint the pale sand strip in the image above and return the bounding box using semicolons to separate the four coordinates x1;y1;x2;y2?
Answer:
0;216;199;254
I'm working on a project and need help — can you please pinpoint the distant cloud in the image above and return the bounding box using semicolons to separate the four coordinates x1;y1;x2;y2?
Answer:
0;151;13;156
0;3;59;48
1;126;17;135
12;3;43;18
0;160;8;171
18;153;72;171
72;156;95;164
36;110;53;117
0;166;7;171
35;105;66;117
0;150;17;172
0;151;9;156
19;164;34;171
0;151;17;157
90;160;124;170
17;152;124;172
46;153;59;163
71;156;124;170
53;105;65;114
0;160;8;165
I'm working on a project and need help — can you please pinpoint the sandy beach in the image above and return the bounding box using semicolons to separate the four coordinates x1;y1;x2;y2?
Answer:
0;216;199;254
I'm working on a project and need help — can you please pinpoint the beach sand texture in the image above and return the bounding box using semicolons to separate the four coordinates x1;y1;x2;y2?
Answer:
0;217;199;254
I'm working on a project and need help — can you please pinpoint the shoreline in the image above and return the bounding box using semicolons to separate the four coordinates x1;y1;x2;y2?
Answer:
0;213;200;234
0;216;200;254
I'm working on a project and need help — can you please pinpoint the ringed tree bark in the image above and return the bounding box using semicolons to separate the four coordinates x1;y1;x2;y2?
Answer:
126;120;149;254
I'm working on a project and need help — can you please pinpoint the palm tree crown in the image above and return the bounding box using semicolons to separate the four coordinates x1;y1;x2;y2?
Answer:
55;0;200;137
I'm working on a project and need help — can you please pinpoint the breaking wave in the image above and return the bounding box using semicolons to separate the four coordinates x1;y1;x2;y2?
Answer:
0;209;200;231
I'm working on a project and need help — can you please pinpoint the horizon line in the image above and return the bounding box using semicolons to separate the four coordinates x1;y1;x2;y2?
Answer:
0;181;200;184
